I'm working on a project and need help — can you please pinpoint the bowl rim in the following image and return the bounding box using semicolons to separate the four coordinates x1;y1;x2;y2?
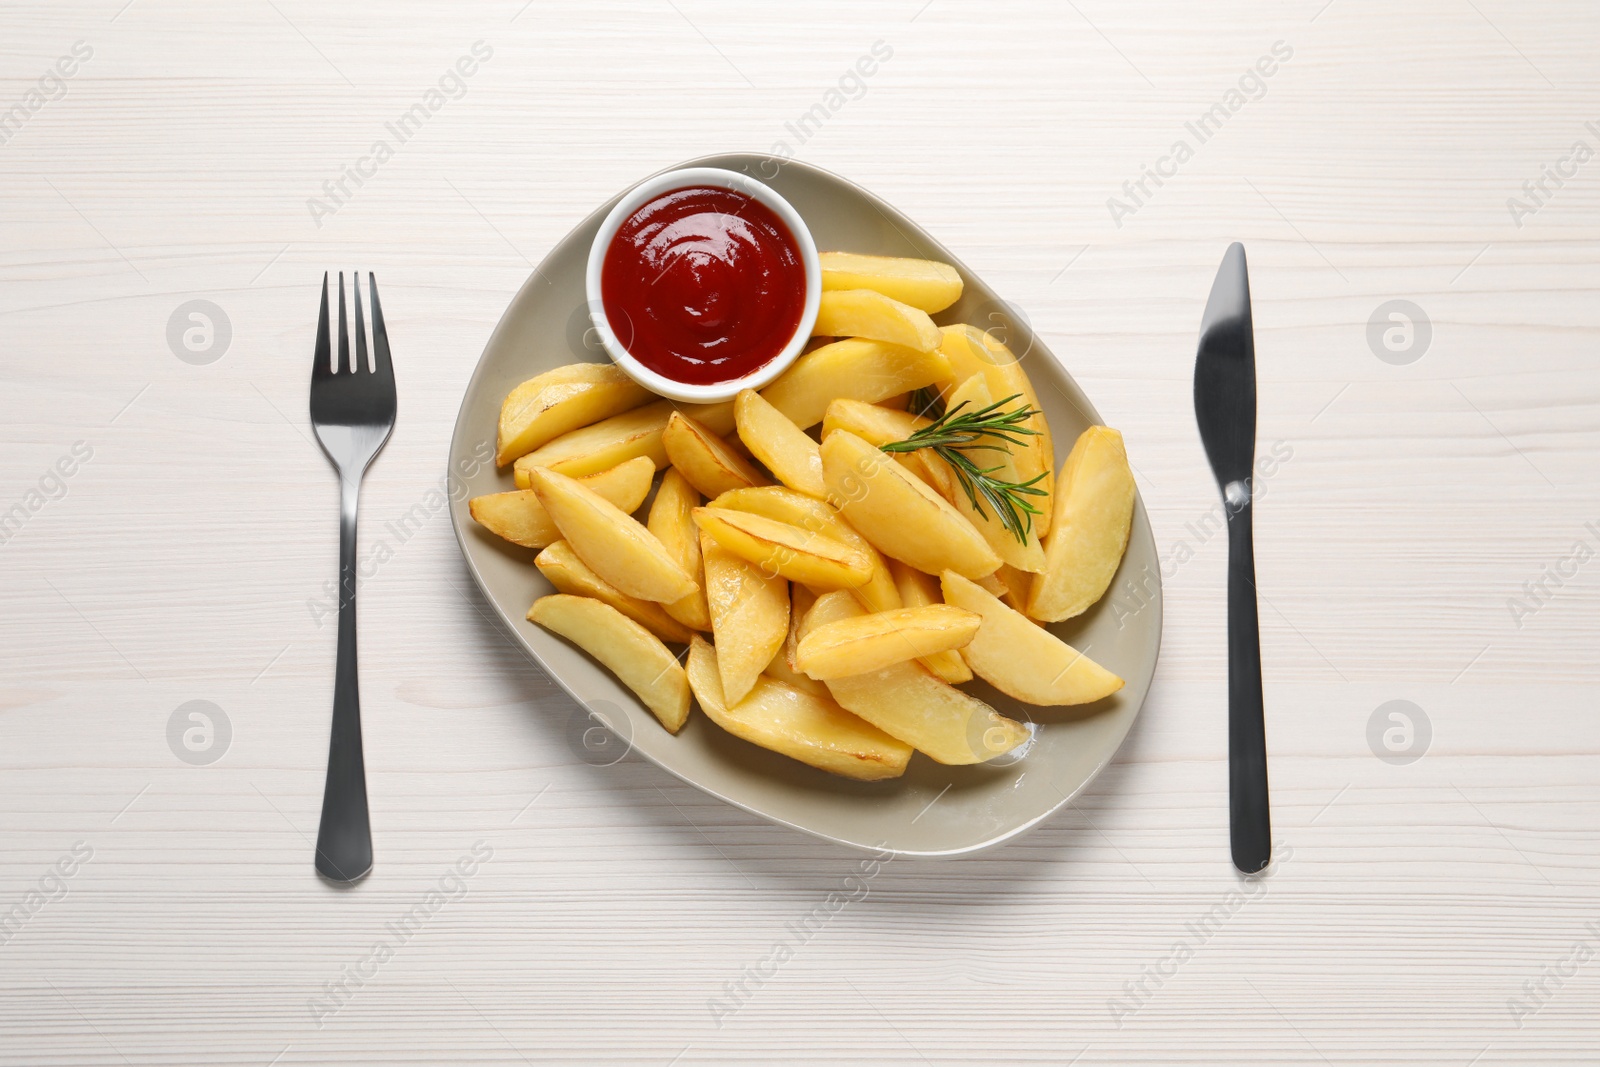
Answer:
582;166;822;404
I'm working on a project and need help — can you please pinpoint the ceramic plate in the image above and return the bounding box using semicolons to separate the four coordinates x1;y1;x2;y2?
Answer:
448;153;1162;856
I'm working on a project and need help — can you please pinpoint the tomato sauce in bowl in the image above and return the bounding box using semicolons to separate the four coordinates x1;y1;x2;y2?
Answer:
601;186;807;386
586;168;819;402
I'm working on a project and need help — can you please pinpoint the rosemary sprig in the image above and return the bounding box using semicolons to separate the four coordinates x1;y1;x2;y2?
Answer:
906;385;945;421
880;394;1049;543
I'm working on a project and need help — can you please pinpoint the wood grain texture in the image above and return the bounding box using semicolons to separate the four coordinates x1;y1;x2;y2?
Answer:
2;0;1598;1063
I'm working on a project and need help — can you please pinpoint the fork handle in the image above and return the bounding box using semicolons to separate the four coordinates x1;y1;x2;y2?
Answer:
1225;490;1270;874
315;474;373;882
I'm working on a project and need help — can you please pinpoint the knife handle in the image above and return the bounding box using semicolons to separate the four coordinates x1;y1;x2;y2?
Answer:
1225;485;1271;873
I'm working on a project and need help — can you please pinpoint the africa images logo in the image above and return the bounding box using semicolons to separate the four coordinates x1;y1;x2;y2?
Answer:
306;41;494;228
0;41;93;148
1106;41;1293;227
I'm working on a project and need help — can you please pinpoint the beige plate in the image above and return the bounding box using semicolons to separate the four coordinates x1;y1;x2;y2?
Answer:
448;153;1162;857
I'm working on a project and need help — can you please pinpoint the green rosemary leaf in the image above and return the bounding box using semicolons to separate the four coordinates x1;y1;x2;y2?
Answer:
878;395;1047;543
907;386;945;421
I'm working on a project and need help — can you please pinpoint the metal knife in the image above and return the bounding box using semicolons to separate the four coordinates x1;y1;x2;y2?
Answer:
1193;242;1271;874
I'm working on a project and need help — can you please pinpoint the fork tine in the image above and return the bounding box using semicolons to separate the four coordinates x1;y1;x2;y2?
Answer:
313;272;332;380
337;271;351;375
352;271;369;373
368;274;394;383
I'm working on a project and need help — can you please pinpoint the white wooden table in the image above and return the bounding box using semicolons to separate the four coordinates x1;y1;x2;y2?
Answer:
3;1;1597;1063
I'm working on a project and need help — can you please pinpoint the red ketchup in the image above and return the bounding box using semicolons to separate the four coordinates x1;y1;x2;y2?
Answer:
601;186;806;386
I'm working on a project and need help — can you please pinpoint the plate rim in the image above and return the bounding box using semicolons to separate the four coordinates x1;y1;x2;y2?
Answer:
447;151;1163;858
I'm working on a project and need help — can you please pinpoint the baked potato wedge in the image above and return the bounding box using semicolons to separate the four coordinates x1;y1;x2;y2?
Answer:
526;467;697;604
469;456;654;549
887;559;973;684
821;430;1000;580
687;636;911;781
693;506;874;591
646;468;712;632
709;486;900;613
700;532;788;705
819;399;955;500
813;289;941;352
794;604;980;680
662;411;769;498
734;389;824;497
497;362;653;467
943;571;1123;705
995;563;1039;620
759;338;950;430
766;585;829;697
527;594;690;733
820;397;928;445
1028;426;1135;622
938;325;1054;534
514;398;735;484
938;375;1046;573
818;252;963;314
801;591;1031;765
764;644;830;699
534;540;694;645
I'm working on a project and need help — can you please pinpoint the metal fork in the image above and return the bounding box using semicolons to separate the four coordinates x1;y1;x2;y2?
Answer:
309;272;396;883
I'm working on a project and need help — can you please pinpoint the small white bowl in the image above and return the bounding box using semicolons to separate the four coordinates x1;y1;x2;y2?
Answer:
584;167;821;404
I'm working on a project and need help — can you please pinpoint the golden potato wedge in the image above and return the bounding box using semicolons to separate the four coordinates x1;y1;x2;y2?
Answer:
820;397;928;445
994;563;1040;620
905;451;959;503
734;389;824;497
527;594;690;733
514;399;736;484
709;486;900;614
534;540;694;645
787;583;818;662
939;375;1047;574
813;289;941;352
939;324;1054;534
975;570;1009;597
942;571;1123;705
1029;426;1136;622
709;485;840;537
497;363;653;467
801;592;1031;764
817;398;956;498
470;456;655;549
526;467;696;604
767;585;829;697
700;532;788;705
647;468;712;632
693;506;874;591
515;399;672;483
687;636;910;781
818;252;963;314
887;559;973;684
764;642;830;699
821;430;1001;580
663;411;769;499
759;338;951;430
795;604;980;680
690;400;737;434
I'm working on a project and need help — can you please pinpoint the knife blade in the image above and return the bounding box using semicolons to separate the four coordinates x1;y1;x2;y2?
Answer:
1193;242;1271;874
